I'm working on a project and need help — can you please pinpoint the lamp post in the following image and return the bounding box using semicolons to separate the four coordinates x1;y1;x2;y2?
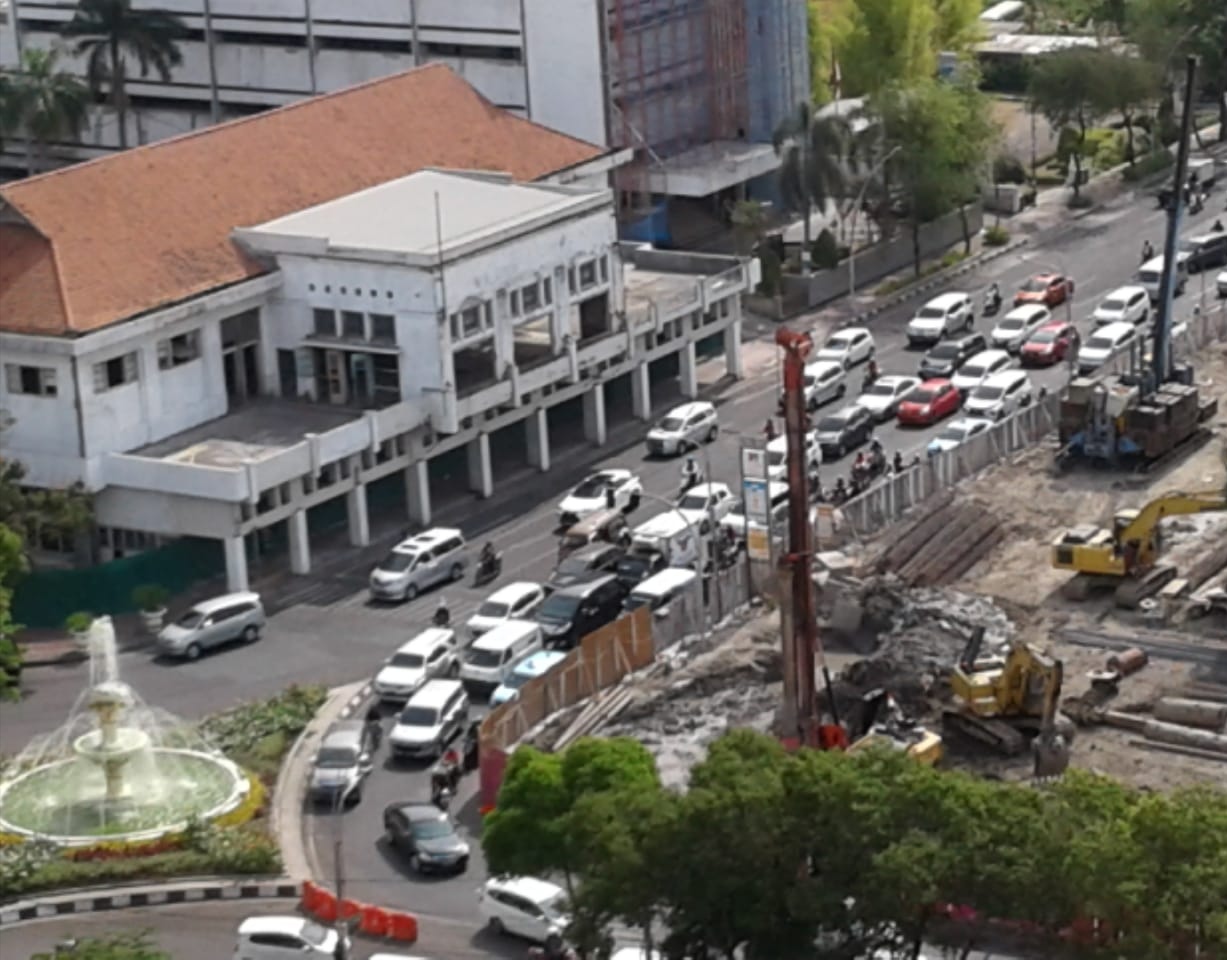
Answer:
848;145;902;301
331;779;359;960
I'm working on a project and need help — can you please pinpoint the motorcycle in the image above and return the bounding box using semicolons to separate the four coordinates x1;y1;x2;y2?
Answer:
983;290;1002;317
473;551;503;586
678;465;704;496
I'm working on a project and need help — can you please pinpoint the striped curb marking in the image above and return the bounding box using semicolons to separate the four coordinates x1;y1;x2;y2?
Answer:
338;683;374;720
0;881;300;927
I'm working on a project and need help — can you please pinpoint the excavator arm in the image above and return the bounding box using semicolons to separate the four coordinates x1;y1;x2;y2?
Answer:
1118;489;1227;545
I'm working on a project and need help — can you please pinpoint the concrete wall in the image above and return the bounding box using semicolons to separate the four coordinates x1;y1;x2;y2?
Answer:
523;0;607;146
743;0;809;143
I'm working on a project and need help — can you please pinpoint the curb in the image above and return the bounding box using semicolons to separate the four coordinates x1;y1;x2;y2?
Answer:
0;878;299;927
338;683;374;720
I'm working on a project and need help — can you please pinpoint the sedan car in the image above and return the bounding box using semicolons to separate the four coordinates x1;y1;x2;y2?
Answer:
545;541;623;592
1014;272;1073;308
917;331;989;379
926;417;994;455
383;802;470;874
1020;320;1077;367
989;304;1052;353
557;469;642;527
645;401;718;456
1091;285;1150;328
855;376;921;422
814;326;875;368
963;370;1033;421
950;349;1013;395
676;481;736;523
465;582;546;639
234;916;346;960
814;405;875;459
896;379;962;426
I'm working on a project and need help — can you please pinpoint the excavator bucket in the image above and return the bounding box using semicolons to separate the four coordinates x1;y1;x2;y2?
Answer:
1033;732;1070;780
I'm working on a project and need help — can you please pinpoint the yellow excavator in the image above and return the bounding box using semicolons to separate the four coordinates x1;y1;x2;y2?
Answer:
1050;485;1227;606
846;688;944;766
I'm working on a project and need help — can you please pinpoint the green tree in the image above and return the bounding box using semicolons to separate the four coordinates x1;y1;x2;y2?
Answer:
30;931;171;960
61;0;187;150
807;0;853;104
831;0;937;97
1090;51;1158;165
0;457;94;560
773;102;850;271
0;522;28;701
931;0;981;52
5;47;90;176
1028;48;1107;198
944;70;1000;253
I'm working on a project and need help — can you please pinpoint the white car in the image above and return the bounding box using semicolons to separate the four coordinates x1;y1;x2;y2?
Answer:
372;627;460;701
465;582;546;640
963;370;1033;421
815;326;875;368
478;876;571;943
855;375;920;422
676;481;736;523
233;917;346;960
645;401;718;456
1217;268;1227;298
765;431;821;480
801;360;848;409
989;304;1051;353
1092;285;1150;328
557;469;642;527
906;292;974;346
720;481;789;542
926;417;994;454
1077;320;1138;375
950;349;1014;395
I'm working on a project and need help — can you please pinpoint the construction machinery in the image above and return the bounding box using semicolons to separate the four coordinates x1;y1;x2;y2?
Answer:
942;627;1072;765
1051;486;1227;606
846;688;944;766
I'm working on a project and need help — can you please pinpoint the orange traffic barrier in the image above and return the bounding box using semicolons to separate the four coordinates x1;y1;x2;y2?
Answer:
300;881;324;915
312;889;339;923
359;904;389;937
387;911;419;943
338;898;362;921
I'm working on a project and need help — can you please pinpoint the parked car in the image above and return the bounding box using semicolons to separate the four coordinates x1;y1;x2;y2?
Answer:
535;575;627;650
388;679;469;760
465;582;546;640
1091;285;1150;328
308;720;377;805
478;876;571;943
917;330;988;379
383;802;470;873
645;401;718;456
613;550;668;590
556;469;642;527
799;360;848;409
546;541;624;593
234;917;346;960
950;349;1014;395
676;481;736;523
490;650;568;707
766;431;820;479
963;370;1034;421
373;627;461;701
926;417;994;455
855;375;921;422
1178;232;1227;273
814;405;875;459
1077;321;1138;375
906;292;974;346
156;591;265;661
1020;320;1077;367
989;304;1052;353
896;379;962;426
815;326;875;368
1014;272;1073;308
369;528;467;602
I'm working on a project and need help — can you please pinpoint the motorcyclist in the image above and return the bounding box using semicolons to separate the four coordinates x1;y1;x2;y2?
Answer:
864;358;880;384
364;704;383;752
479;541;498;573
1141;239;1155;262
1214;219;1224;233
680;455;702;491
985;282;1002;312
833;477;848;503
892;450;905;474
853;451;867;476
433;597;450;627
764;418;778;442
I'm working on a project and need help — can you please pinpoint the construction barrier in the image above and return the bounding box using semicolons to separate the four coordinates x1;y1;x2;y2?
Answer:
387;911;419;943
311;888;338;923
339;898;362;921
359;904;389;937
300;880;325;916
299;882;417;945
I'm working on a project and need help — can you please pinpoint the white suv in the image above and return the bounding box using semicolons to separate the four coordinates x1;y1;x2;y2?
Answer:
989;304;1051;353
233;917;345;960
815;326;875;368
372;627;461;701
906;292;974;346
1092;285;1150;328
951;349;1014;395
369;528;467;602
478;876;571;943
800;360;847;409
963;370;1033;421
645;401;718;456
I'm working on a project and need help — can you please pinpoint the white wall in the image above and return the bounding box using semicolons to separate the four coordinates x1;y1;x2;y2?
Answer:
523;0;607;146
0;343;83;488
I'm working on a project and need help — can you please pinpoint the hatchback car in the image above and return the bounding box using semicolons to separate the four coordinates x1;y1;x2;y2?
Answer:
963;370;1033;420
1091;285;1150;328
1014;272;1073;307
645;401;718;456
951;349;1014;395
556;469;642;527
906;292;974;346
545;541;624;593
815;326;875;368
373;627;461;701
926;417;994;455
897;379;962;426
854;376;920;422
676;481;736;523
369;528;467;602
1077;321;1138;375
157;591;265;661
990;304;1052;353
233;916;345;960
1020;320;1076;367
814;405;875;459
383;802;470;873
917;331;988;379
799;360;848;409
478;876;571;943
466;582;547;639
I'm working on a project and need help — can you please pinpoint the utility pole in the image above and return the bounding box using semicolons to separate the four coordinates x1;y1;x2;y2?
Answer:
332;782;355;960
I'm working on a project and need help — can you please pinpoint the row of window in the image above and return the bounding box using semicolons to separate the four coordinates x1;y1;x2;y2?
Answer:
6;329;203;399
312;309;397;344
450;301;494;342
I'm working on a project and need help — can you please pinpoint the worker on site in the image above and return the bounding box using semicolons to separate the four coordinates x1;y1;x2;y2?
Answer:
763;418;778;442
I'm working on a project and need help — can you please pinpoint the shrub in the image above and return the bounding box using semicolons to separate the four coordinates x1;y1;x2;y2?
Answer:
64;611;94;634
131;584;169;612
0;635;22;701
984;224;1010;247
811;228;840;270
940;250;966;269
992;154;1027;185
1122;150;1174;182
200;684;327;779
1083;128;1126;170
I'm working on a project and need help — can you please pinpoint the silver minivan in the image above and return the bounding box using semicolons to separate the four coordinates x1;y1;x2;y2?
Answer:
309;720;377;805
156;591;265;660
368;527;468;602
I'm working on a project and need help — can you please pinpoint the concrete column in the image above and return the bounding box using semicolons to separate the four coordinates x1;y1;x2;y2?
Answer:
346;483;370;547
467;432;493;498
631;361;652;421
288;509;311;575
679;340;699;399
405;459;432;527
223;534;249;593
724;316;745;380
526;407;550;472
583;383;607;446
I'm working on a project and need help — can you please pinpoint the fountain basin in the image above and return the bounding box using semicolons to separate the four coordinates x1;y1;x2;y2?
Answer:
0;749;248;846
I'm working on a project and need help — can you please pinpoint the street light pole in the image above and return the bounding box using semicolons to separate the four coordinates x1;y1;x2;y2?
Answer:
331;780;358;960
848;145;902;301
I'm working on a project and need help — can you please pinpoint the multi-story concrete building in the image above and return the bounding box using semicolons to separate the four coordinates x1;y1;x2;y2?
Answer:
0;0;808;243
0;65;754;596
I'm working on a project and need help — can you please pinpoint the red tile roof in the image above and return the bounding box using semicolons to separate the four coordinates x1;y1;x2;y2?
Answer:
0;64;604;337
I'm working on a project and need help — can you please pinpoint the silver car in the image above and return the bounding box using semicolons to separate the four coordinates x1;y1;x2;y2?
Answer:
369;527;468;602
156;591;265;660
645;401;718;457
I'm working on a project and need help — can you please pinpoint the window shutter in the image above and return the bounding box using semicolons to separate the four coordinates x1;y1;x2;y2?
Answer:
92;362;107;393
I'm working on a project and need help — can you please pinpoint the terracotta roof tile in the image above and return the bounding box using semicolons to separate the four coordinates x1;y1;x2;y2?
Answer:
0;64;603;338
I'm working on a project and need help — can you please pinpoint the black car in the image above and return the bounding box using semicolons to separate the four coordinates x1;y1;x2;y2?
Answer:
535;574;627;650
383;802;470;874
545;542;624;593
1178;233;1227;273
814;406;875;460
918;331;988;380
614;550;667;590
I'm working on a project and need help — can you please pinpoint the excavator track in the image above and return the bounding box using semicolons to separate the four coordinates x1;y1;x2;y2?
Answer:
941;710;1028;756
1114;564;1177;609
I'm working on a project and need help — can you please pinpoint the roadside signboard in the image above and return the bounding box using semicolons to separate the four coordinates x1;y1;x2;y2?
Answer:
743;478;770;524
741;446;768;481
747;527;770;561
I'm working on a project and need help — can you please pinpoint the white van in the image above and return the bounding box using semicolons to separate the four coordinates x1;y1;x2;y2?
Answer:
630;512;707;570
458;619;543;689
1078;321;1138;375
626;568;700;615
1137;255;1187;301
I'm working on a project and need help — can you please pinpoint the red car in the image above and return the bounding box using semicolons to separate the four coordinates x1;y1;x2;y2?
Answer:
1015;272;1075;308
1020;320;1077;367
896;378;962;426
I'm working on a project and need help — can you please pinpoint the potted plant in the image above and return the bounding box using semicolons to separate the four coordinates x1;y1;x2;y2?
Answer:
132;584;170;633
64;611;94;648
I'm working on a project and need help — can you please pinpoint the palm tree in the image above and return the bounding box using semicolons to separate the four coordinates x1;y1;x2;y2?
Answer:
6;48;90;175
773;102;850;271
61;0;187;150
